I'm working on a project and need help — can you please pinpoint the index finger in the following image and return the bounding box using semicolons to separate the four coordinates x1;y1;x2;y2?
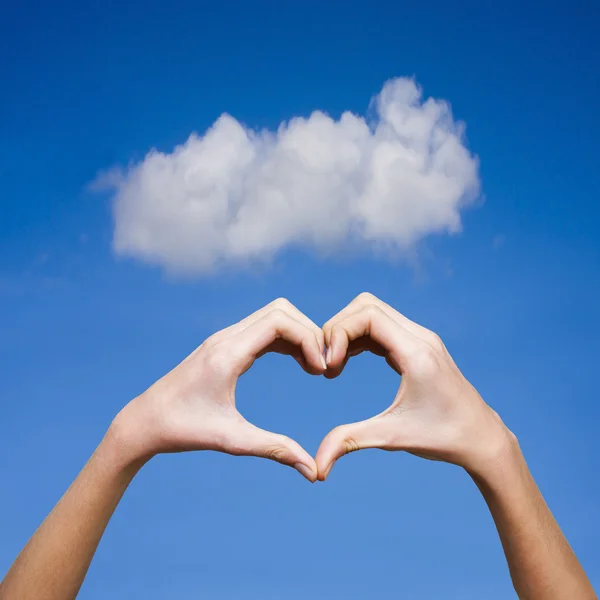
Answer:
323;292;432;349
327;304;421;376
217;298;325;354
223;308;327;376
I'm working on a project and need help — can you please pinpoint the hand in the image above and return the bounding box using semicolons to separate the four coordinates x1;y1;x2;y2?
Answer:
316;293;514;480
110;299;327;482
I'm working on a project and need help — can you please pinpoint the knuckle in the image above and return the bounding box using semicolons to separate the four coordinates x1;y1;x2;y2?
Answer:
268;307;287;322
333;426;360;456
263;438;292;464
362;303;383;319
426;331;444;351
265;308;288;330
201;335;218;349
204;342;235;373
343;436;360;455
271;297;292;311
329;322;343;339
355;291;377;304
409;344;440;377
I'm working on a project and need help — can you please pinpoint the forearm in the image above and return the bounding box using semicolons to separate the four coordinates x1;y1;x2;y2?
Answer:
0;427;146;600
469;433;596;600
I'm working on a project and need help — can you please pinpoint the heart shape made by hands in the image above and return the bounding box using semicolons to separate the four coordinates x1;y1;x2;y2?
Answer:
121;293;500;485
217;293;499;483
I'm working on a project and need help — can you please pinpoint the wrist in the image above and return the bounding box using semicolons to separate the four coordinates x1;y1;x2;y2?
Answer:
465;426;525;488
105;402;157;473
462;420;522;481
87;428;147;491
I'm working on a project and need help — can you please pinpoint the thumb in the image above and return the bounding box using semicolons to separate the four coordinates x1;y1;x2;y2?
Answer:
315;417;386;481
232;420;318;483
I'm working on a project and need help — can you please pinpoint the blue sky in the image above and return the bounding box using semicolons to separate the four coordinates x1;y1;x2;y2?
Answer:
1;0;599;598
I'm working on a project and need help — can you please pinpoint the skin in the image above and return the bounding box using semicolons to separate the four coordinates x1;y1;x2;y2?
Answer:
0;299;325;600
316;292;596;600
0;294;595;599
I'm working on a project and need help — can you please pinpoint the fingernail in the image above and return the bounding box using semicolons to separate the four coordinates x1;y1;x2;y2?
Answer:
326;346;331;365
320;354;327;370
294;463;315;482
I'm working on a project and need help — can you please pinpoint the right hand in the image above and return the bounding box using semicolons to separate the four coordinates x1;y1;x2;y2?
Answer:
316;293;515;480
109;299;326;482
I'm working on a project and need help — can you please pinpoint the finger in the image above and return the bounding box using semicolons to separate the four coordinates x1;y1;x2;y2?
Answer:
326;304;421;375
315;416;396;480
323;336;388;379
225;308;327;375
255;338;315;374
229;419;318;482
214;298;325;354
323;292;433;352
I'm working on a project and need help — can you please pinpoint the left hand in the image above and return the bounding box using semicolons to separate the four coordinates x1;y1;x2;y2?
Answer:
110;298;326;481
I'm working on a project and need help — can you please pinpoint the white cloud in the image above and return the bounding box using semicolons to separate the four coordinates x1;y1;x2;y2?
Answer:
98;77;480;275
